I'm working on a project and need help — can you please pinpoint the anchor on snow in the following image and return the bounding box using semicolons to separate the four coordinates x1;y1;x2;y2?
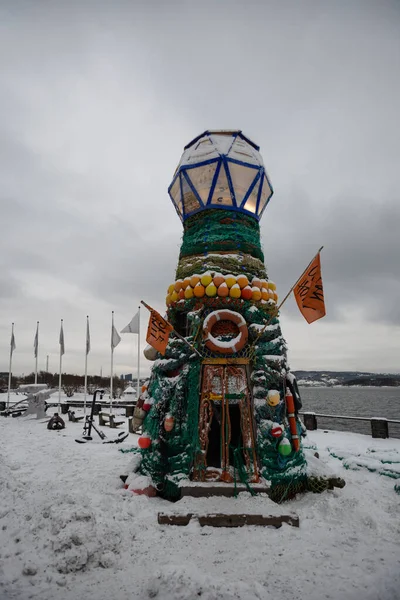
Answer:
75;389;129;445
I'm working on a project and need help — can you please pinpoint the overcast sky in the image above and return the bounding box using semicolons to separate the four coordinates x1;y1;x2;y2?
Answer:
1;0;399;378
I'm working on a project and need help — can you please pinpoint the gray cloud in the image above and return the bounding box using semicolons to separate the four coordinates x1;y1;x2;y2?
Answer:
1;0;399;375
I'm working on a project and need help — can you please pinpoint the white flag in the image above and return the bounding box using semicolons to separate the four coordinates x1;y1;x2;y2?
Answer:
10;331;16;354
121;310;140;334
59;322;65;356
86;318;91;355
34;323;39;358
111;325;121;349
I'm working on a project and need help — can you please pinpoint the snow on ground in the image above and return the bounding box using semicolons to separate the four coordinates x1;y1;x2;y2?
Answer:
0;408;399;600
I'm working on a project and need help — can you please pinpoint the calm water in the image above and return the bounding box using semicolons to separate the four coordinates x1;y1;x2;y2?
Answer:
299;386;400;439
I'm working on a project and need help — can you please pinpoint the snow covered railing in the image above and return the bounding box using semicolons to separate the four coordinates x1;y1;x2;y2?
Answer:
301;411;400;439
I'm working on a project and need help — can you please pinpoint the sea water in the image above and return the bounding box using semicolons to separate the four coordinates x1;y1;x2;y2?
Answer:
299;386;400;438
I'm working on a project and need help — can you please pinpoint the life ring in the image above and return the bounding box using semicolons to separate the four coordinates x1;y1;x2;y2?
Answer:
203;309;248;354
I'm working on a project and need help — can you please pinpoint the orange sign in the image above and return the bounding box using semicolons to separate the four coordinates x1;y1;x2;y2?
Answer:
294;252;326;324
146;308;174;355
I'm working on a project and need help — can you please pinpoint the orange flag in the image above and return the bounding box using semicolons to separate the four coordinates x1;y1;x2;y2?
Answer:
144;304;174;355
293;252;326;323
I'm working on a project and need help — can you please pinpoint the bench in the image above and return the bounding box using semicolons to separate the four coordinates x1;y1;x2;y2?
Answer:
68;410;85;423
99;412;124;428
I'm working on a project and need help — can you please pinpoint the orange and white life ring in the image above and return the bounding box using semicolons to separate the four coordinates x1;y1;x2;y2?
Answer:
203;309;248;354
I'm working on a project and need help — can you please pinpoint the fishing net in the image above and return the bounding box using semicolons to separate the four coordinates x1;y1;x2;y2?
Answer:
179;209;265;262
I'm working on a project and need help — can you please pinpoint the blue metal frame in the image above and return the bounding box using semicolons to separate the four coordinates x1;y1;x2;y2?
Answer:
184;130;260;152
168;133;273;221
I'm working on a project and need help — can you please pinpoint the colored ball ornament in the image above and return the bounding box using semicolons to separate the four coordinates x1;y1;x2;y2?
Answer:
268;281;277;291
251;286;262;301
213;273;225;287
237;274;249;289
164;414;174;432
217;282;229;297
184;286;194;299
141;384;148;393
241;285;253;300
273;292;278;302
278;437;292;456
225;274;236;288
260;279;268;289
229;283;241;298
142;401;151;411
138;434;152;449
182;277;191;289
194;282;205;298
170;290;178;303
271;424;283;438
251;277;262;288
261;289;269;301
201;272;213;287
267;390;280;407
168;284;175;295
190;274;201;287
166;295;172;306
174;279;183;292
205;282;217;297
178;289;185;300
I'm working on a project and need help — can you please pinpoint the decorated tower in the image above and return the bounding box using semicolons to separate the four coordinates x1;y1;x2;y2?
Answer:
131;130;309;501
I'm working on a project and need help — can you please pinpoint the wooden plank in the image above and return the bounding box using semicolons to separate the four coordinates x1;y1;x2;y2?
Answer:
180;484;269;498
158;512;299;528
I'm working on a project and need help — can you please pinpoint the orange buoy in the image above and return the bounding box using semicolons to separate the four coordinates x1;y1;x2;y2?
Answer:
285;389;299;451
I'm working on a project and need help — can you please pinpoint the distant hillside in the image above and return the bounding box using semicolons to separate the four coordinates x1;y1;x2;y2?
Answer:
293;371;400;387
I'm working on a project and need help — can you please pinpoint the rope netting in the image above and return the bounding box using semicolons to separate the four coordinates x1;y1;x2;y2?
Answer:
179;209;265;262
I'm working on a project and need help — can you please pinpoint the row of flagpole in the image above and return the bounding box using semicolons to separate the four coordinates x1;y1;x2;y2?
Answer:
5;308;141;414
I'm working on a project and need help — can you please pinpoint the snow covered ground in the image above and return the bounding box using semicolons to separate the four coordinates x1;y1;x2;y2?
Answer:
0;408;399;600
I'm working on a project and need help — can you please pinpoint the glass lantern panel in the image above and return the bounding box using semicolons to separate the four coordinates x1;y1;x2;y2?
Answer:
186;162;218;204
242;177;261;215
227;162;259;205
228;138;259;166
181;174;201;215
209;163;233;207
169;176;183;217
192;138;219;162
258;174;272;216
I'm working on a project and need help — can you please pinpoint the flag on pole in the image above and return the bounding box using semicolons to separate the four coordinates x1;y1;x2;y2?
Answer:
111;325;121;349
86;318;91;355
293;251;326;324
121;311;140;334
144;305;173;356
34;323;39;358
10;330;16;354
59;321;65;355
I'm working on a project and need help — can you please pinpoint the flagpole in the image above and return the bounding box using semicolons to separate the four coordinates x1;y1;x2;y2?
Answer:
34;321;39;384
110;311;114;415
7;323;14;410
58;319;63;412
84;315;89;416
137;305;140;399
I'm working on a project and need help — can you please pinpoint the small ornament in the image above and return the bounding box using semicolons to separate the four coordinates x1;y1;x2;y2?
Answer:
138;434;152;449
205;282;217;297
194;282;205;297
241;285;252;300
167;284;175;295
174;279;183;292
190;274;201;287
217;282;229;297
267;390;280;407
225;274;236;288
184;286;194;299
213;273;225;287
278;437;292;456
251;286;262;301
200;272;213;287
229;283;241;298
164;414;174;432
271;424;283;438
237;274;249;289
142;398;152;411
